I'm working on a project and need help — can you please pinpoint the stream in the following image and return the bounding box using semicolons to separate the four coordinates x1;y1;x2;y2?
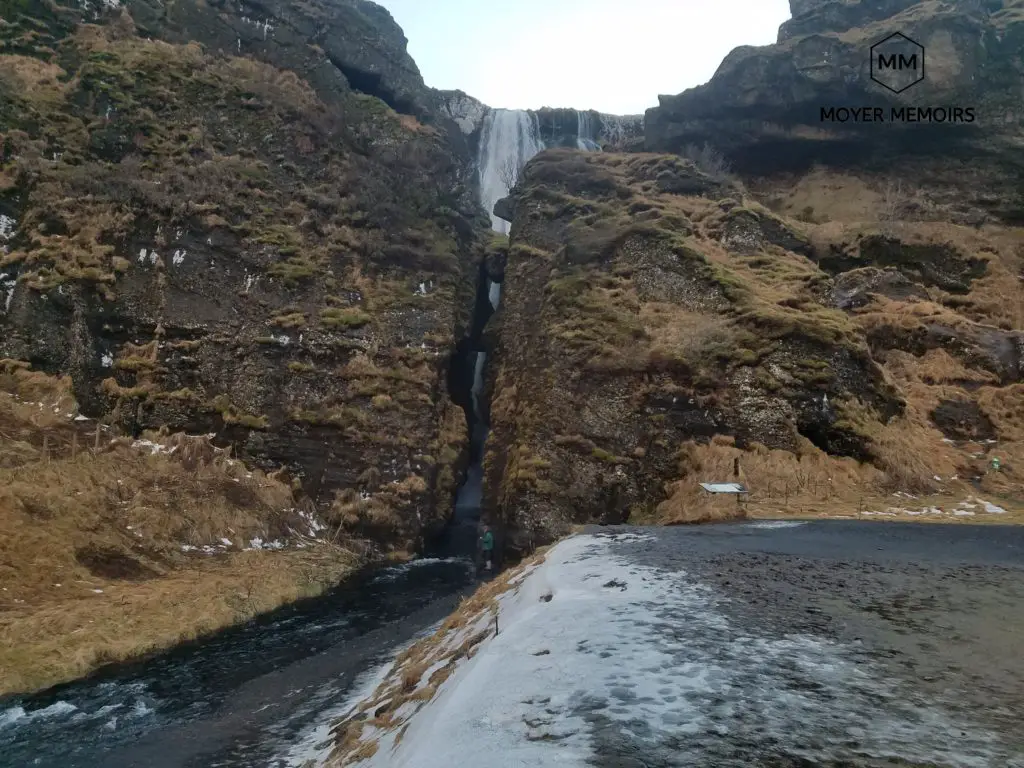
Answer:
0;556;477;767
0;98;529;768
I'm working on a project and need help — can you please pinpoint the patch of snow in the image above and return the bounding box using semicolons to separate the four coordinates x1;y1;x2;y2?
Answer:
91;589;104;594
980;500;1006;514
0;271;15;313
933;475;942;482
743;520;807;529
339;534;1010;768
220;537;233;548
953;510;975;517
172;249;186;266
0;214;15;241
131;439;168;455
271;655;404;767
440;92;487;135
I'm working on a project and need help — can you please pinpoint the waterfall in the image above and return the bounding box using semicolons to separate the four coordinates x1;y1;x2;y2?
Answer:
576;111;601;151
477;109;545;234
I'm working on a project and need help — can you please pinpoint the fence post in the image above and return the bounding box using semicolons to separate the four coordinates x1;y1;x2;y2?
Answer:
71;431;78;460
94;423;102;452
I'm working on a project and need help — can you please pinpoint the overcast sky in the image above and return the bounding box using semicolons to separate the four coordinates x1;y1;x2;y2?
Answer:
376;0;792;114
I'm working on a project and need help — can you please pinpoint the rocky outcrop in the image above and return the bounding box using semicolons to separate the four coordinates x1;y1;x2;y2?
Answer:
483;149;907;552
0;0;491;553
645;0;1024;223
437;92;645;157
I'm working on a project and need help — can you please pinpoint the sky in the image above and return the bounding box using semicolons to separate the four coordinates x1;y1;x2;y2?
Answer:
376;0;793;114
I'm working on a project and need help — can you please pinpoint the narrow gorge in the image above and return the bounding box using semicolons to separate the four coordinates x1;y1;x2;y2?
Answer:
441;100;643;558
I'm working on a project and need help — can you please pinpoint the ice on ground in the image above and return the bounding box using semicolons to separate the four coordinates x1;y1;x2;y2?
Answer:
336;534;1013;768
269;653;406;767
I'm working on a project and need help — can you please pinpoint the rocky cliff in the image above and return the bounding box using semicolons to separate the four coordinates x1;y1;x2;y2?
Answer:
0;0;492;554
439;90;644;155
645;0;1024;223
486;0;1024;552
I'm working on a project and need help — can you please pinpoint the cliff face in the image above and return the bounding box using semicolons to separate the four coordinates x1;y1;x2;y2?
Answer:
0;0;490;553
645;0;1024;223
488;147;1023;551
439;90;645;156
486;0;1023;552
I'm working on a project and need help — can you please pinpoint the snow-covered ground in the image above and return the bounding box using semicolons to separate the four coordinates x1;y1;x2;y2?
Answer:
330;532;1020;767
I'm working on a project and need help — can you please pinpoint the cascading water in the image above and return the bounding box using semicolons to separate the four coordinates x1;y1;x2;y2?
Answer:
477;109;545;234
576;111;602;151
443;107;616;562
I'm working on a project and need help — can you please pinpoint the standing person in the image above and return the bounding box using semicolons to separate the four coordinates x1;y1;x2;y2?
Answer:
479;524;495;573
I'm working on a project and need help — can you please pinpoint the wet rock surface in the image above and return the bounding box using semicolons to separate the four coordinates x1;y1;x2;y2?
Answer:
0;0;489;551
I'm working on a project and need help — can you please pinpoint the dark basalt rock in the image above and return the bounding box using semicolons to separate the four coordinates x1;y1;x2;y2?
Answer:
644;1;1024;222
0;0;491;553
930;397;996;441
831;267;929;309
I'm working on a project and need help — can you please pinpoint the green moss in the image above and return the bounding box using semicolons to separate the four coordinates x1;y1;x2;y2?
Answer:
288;361;316;373
591;447;630;465
509;243;550;259
272;312;307;329
268;256;319;283
152;387;201;403
113;355;158;373
321;307;371;329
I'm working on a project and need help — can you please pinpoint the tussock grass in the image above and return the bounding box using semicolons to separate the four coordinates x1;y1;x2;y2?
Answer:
0;365;362;696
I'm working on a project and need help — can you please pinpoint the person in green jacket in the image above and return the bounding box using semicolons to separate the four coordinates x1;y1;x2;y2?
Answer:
479;525;495;572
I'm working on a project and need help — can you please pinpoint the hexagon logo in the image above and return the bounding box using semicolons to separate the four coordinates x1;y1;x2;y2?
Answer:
870;32;925;93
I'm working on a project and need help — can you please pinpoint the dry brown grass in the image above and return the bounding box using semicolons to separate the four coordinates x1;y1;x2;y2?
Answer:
0;364;362;696
0;546;357;696
647;432;1023;525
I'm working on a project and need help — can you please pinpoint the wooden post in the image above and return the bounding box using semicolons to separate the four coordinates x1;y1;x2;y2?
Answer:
94;423;102;452
733;457;740;478
71;432;78;460
494;614;499;636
